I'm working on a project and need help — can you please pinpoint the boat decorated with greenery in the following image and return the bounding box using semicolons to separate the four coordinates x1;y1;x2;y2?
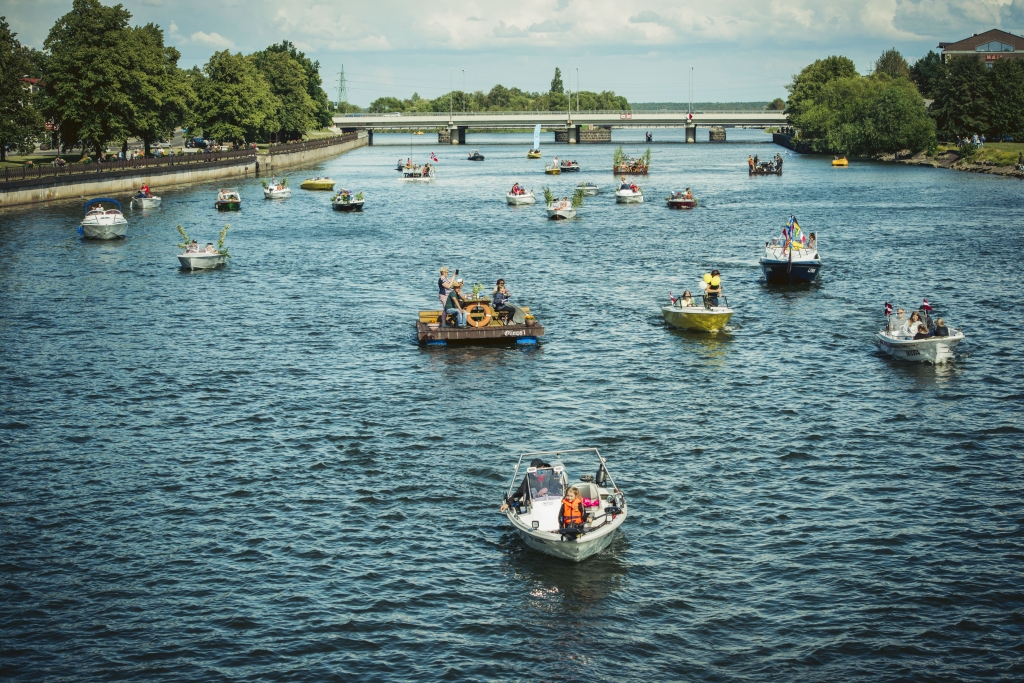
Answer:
332;189;365;211
262;177;291;199
544;187;583;220
176;224;230;270
613;146;650;174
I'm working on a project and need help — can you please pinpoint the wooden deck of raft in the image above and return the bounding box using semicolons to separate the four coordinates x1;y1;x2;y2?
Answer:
417;308;543;345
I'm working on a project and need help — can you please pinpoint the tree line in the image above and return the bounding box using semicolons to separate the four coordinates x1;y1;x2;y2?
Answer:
367;67;630;114
0;0;332;162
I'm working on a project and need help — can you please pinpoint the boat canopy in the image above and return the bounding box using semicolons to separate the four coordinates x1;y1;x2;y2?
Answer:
83;197;121;214
526;466;565;502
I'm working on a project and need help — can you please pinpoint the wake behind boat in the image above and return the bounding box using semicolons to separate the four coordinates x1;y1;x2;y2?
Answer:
80;198;127;239
760;217;821;285
500;448;627;562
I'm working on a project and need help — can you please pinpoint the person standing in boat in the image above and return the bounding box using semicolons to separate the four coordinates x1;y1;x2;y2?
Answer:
705;270;723;307
438;267;454;306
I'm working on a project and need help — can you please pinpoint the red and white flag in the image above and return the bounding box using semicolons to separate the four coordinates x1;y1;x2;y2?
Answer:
885;302;893;316
430;152;438;162
922;298;933;311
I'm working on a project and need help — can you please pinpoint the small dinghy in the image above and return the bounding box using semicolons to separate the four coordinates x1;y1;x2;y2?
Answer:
560;159;580;172
214;189;241;211
263;178;291;199
506;184;536;205
467;149;485;161
576;181;600;196
614;179;644;203
300;177;335;191
80;198;128;239
527;149;542;159
760;221;821;285
178;250;226;270
332;189;364;211
832;156;849;167
527;124;542;158
546;205;576;220
666;190;696;209
130;193;161;209
876;302;964;364
545;157;561;175
402;163;435;181
501;448;627;562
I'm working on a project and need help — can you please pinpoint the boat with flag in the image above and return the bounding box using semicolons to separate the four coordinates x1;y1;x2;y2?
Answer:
527;124;542;158
402;162;436;181
876;299;964;364
760;216;822;285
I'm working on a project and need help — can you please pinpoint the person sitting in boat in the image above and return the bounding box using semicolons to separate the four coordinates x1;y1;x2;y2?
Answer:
492;279;515;323
933;318;950;337
186;240;199;253
679;291;695;307
500;458;553;512
705;270;723;307
684;188;693;199
140;184;152;197
440;280;468;328
205;243;216;253
918;306;935;333
559;487;586;531
510;183;522;195
905;311;924;337
914;325;933;340
807;232;816;250
748;156;754;171
888;308;907;333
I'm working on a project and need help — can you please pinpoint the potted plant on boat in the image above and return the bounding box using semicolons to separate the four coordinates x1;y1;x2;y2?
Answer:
176;224;230;270
262;177;291;199
545;186;577;220
332;189;365;212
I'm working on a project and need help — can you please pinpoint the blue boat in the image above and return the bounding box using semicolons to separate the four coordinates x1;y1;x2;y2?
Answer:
759;235;822;285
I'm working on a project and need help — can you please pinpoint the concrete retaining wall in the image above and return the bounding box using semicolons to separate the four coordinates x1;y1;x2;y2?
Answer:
579;126;612;143
258;133;367;172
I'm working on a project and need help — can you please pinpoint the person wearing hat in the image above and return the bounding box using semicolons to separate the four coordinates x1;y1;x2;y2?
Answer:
500;458;552;512
440;279;468;328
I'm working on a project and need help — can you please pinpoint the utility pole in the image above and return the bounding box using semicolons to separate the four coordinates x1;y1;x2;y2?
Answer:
576;67;580;113
462;69;465;112
689;65;693;113
337;65;347;107
450;68;453;120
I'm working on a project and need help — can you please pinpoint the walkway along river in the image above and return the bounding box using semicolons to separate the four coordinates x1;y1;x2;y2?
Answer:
1;129;1021;681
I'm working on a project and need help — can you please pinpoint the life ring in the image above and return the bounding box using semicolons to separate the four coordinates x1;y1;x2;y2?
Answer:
465;303;493;328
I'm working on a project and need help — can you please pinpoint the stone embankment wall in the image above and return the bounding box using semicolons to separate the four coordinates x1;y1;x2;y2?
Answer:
886;149;1024;178
578;126;612;143
0;133;368;208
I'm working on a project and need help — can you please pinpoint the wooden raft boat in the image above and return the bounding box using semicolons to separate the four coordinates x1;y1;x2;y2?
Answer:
417;305;544;346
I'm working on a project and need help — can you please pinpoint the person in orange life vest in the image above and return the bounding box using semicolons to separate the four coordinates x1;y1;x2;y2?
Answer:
559;487;585;528
500;458;551;512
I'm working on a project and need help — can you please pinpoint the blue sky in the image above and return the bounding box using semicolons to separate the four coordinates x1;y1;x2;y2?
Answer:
4;0;1024;104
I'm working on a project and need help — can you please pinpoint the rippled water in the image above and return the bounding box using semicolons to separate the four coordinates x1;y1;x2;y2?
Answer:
2;129;1022;682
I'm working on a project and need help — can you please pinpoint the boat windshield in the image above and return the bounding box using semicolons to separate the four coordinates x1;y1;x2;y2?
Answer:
527;468;564;502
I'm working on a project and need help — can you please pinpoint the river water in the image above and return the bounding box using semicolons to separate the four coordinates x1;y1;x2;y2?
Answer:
2;129;1022;682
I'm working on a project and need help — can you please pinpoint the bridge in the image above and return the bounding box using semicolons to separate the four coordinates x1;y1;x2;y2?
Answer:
333;110;789;144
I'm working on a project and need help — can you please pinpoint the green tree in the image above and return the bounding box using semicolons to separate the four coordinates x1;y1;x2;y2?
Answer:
43;0;136;157
785;55;858;119
369;96;405;113
194;50;279;143
252;49;315;140
0;16;44;160
767;97;786;110
910;51;944;99
550;67;563;94
874;48;910;79
868;76;935;156
930;55;990;139
984;58;1024;139
262;40;331;129
128;23;193;155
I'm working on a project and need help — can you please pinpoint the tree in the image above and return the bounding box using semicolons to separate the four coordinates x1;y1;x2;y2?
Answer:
0;16;44;161
252;49;315;140
767;97;786;110
193;50;279;143
910;51;944;99
868;76;935;156
874;48;910;79
550;67;563;94
43;0;136;157
368;96;405;113
262;40;331;129
930;55;990;139
785;56;858;119
986;58;1024;139
128;23;193;155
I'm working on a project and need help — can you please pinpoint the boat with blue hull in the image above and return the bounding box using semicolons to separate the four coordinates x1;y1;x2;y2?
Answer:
760;232;821;285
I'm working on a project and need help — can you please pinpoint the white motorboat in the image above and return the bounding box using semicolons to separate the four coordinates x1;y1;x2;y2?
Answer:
130;194;161;209
263;179;291;199
80;198;128;239
402;163;435;181
177;251;227;270
546;199;576;220
506;184;536;205
502;448;627;562
876;310;964;363
614;180;644;204
577;182;600;196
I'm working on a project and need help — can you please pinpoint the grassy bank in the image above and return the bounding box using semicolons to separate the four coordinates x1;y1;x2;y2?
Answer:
936;141;1024;165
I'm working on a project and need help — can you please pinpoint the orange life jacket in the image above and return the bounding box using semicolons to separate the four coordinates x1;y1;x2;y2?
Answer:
562;498;583;526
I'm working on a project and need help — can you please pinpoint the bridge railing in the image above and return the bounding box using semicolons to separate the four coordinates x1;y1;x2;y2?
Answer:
339;110;785;118
266;131;360;154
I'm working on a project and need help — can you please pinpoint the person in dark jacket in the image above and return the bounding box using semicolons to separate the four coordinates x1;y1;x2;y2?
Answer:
933;318;949;337
500;459;552;512
914;326;933;340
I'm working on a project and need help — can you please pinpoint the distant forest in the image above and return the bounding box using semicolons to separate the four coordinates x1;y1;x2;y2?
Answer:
632;101;785;111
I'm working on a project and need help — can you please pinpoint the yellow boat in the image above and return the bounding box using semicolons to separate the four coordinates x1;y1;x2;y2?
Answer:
300;177;335;191
527;149;542;159
662;300;733;332
414;131;424;135
831;157;849;167
545;160;561;174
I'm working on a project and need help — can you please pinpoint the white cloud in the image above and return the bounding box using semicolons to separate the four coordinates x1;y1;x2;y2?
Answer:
189;31;235;49
629;11;663;24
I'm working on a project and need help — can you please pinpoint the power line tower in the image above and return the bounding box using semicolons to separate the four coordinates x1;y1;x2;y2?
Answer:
337;66;347;105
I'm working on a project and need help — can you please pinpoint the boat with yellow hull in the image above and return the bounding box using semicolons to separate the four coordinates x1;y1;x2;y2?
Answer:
832;157;849;167
527;149;542;159
662;300;733;332
300;177;335;191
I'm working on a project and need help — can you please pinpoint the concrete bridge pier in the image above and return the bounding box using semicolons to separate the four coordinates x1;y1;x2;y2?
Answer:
686;125;696;143
449;125;466;145
367;130;373;145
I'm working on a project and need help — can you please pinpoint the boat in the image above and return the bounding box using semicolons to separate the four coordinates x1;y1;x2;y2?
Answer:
662;294;733;332
414;131;424;135
832;156;849;166
300;177;335;191
332;189;365;211
666;190;696;209
467;149;485;161
546;204;576;220
760;234;822;285
80;198;128;239
560;159;580;172
576;182;600;196
130;193;161;209
263;178;291;199
612;146;650;175
402;163;435;181
507;185;536;205
417;302;543;346
214;189;241;211
177;249;226;270
527;124;542;158
876;312;964;364
614;179;644;203
545;157;561;175
748;156;783;175
501;448;627;562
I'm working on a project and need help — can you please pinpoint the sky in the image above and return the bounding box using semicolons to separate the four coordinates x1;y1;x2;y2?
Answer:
3;0;1024;105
